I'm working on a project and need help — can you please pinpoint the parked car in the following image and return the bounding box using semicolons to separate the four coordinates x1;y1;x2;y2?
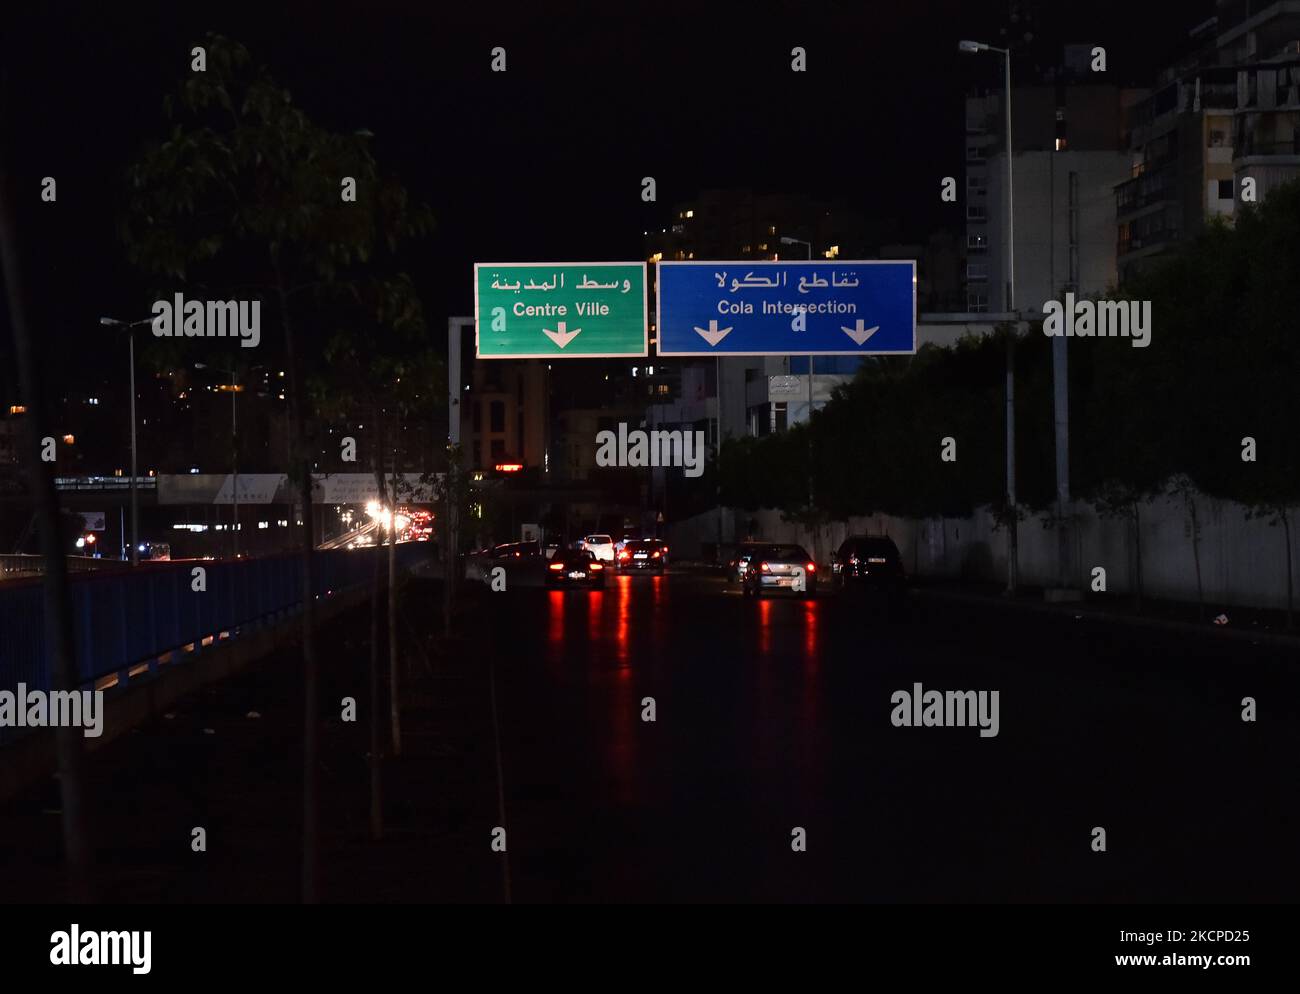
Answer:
741;544;817;598
545;549;607;588
490;541;541;561
616;539;667;572
579;534;615;562
832;535;906;601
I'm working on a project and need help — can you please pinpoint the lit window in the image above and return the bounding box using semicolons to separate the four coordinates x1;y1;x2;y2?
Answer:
768;225;776;235
685;210;694;218
62;434;75;445
649;251;663;263
1055;137;1067;151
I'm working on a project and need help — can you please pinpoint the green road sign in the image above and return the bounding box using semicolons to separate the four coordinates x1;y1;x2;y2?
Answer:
475;262;648;358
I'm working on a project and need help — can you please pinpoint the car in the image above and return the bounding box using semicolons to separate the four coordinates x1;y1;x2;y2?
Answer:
490;541;541;561
579;534;615;562
741;543;818;598
545;549;607;588
616;539;667;572
728;541;767;584
832;535;906;601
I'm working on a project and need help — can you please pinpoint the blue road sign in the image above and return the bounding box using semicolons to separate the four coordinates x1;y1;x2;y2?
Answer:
655;260;916;356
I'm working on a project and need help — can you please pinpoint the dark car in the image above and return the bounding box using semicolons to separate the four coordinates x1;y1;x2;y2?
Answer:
491;541;541;561
617;539;667;572
741;544;818;598
545;548;607;588
832;535;906;599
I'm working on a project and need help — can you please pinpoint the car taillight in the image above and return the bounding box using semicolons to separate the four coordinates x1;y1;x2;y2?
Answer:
848;554;858;565
619;551;630;560
651;551;660;558
806;562;816;573
760;562;771;573
591;563;603;570
549;562;563;571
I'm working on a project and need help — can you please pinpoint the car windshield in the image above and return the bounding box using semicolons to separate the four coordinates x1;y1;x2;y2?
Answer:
762;545;809;561
850;538;899;559
586;535;612;544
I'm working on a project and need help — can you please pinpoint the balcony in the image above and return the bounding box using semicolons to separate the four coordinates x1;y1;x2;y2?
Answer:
1234;134;1300;161
1116;163;1176;218
1117;227;1180;259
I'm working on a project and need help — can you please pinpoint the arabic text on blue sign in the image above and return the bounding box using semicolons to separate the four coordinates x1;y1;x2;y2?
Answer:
655;260;916;356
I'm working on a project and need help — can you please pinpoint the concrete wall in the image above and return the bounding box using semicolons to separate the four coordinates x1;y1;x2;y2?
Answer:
671;491;1298;610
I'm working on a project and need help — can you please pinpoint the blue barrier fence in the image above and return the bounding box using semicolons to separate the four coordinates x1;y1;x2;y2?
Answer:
0;543;435;703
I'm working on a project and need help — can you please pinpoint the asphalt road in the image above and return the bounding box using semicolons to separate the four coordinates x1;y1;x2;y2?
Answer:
484;570;1300;902
4;570;1297;903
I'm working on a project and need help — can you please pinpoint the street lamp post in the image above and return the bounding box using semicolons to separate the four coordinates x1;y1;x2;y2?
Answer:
959;39;1019;594
100;316;152;565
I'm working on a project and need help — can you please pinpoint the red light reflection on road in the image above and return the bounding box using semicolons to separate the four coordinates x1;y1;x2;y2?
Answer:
758;597;773;655
588;588;604;643
547;589;565;649
615;575;631;670
802;597;819;669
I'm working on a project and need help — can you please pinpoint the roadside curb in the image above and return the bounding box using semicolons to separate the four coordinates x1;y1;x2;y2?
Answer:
913;586;1300;648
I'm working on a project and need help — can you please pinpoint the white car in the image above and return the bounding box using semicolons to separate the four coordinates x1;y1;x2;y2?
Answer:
581;534;615;562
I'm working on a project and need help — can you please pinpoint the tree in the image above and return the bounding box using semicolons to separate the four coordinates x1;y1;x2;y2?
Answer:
120;33;432;901
0;120;93;902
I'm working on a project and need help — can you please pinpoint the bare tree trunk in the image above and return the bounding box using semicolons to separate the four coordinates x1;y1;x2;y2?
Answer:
1189;494;1205;623
443;456;458;638
368;403;385;839
1132;502;1144;613
388;419;401;758
0;146;93;902
277;274;319;904
1283;507;1294;632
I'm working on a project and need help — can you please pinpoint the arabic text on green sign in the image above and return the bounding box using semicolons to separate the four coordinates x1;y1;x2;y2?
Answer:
475;262;648;357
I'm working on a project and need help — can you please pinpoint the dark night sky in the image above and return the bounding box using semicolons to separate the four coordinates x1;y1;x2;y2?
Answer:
3;0;1203;392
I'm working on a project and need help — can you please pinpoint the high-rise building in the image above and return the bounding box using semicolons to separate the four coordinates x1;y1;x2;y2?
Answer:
965;62;1146;311
1116;3;1300;280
